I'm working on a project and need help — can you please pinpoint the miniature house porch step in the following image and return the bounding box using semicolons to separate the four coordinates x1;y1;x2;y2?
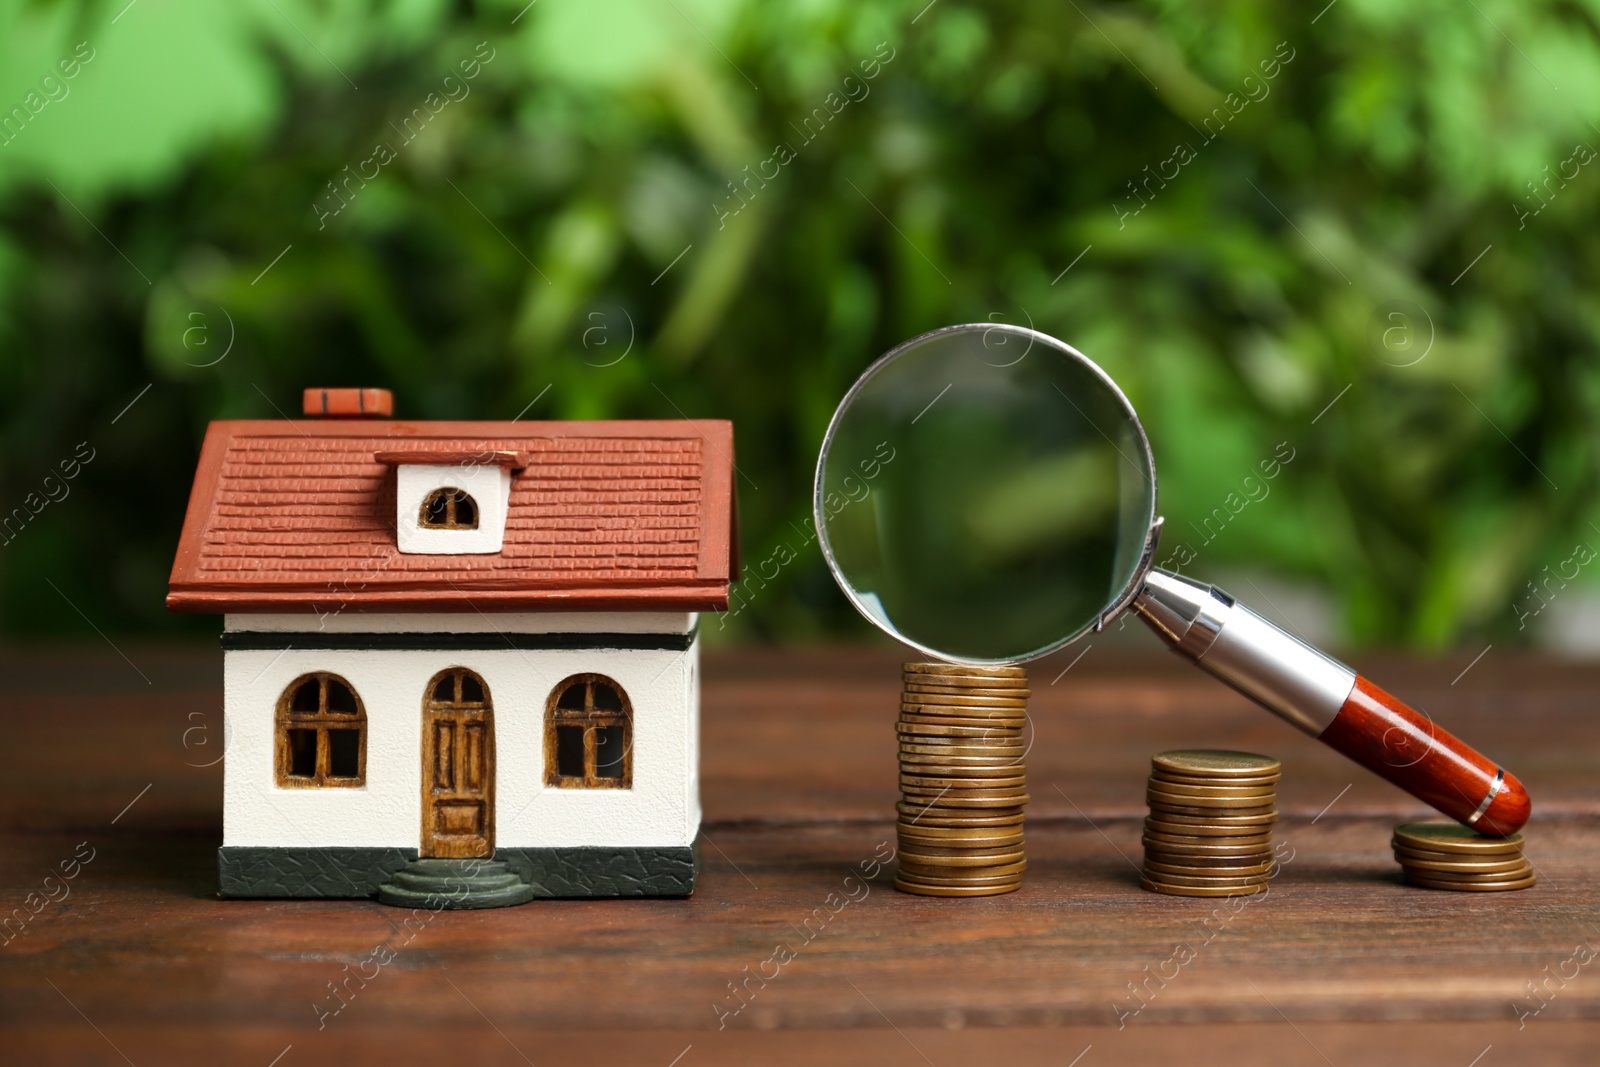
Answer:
377;858;536;910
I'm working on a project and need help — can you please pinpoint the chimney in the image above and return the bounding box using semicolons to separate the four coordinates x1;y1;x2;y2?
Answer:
302;388;394;418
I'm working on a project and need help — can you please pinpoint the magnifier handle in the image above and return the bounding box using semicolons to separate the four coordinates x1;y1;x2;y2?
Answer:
1132;569;1530;836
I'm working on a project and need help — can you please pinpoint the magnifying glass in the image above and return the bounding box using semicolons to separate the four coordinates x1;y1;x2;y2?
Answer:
815;323;1529;836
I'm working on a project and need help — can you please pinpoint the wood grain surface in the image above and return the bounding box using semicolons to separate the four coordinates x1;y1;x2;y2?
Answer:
2;642;1597;1065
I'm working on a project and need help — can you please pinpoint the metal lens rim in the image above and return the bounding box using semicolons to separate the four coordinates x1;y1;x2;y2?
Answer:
812;322;1161;666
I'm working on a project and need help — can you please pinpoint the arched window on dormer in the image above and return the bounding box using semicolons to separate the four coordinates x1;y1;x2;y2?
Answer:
419;487;478;529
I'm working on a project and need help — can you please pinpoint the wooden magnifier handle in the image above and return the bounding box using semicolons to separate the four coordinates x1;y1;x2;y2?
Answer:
1132;568;1531;836
1317;675;1528;835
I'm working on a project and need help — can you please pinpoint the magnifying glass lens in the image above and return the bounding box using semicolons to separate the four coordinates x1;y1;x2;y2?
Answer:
817;325;1157;662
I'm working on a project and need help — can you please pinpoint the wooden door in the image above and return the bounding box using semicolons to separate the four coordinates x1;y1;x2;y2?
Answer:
421;668;494;858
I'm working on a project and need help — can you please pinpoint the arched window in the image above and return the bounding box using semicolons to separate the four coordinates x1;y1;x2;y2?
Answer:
419;487;478;529
545;674;631;788
276;672;365;787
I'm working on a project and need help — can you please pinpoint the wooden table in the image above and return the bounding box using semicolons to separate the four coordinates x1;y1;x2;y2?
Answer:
3;643;1598;1065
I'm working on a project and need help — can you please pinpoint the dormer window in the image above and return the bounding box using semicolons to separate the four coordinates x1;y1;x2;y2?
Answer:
421;487;479;530
376;449;530;555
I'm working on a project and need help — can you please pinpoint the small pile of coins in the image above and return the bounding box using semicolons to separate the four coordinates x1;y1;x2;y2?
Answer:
896;662;1030;898
1141;750;1280;898
1392;822;1536;892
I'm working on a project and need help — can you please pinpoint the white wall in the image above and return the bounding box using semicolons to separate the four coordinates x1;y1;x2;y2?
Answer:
222;640;698;850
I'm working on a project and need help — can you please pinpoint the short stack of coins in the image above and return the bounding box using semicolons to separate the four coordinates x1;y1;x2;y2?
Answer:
895;662;1030;898
1141;750;1280;898
1392;822;1536;892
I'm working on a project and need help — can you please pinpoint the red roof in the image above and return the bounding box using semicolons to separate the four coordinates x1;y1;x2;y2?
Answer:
167;419;737;613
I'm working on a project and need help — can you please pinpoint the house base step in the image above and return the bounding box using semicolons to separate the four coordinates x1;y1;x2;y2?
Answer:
376;857;535;910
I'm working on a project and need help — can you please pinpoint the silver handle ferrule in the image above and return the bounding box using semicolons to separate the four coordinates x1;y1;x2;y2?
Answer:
1132;568;1356;736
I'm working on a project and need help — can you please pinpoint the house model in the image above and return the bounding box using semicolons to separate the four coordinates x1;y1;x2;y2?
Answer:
167;388;736;908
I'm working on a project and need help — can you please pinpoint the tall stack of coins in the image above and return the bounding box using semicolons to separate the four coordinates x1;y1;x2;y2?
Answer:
1141;750;1280;898
1392;822;1536;891
896;662;1030;898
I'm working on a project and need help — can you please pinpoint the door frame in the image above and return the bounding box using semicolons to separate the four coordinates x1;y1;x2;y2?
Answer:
420;666;495;858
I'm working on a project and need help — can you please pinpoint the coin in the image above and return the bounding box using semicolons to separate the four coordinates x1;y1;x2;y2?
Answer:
1146;778;1278;800
1142;849;1275;869
1146;791;1280;811
1152;750;1281;778
893;879;1021;897
903;682;1034;698
899;709;1027;726
904;661;1026;675
898;756;1027;771
1140;877;1266;898
900;833;1026;852
1149;809;1278;828
1399;861;1534;882
899;722;1021;738
1153;771;1281;788
899;749;1026;765
898;859;1028;880
1392;822;1523;855
896;802;1024;820
1142;858;1274;878
1390;852;1531;875
896;848;1028;867
1403;871;1537;892
899;792;1031;808
896;871;1026;889
898;692;1030;710
902;772;1029;788
1140;870;1268;889
899;741;1026;757
1145;817;1277;838
1143;829;1274;848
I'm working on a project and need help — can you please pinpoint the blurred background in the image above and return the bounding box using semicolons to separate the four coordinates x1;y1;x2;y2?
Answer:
1;0;1598;652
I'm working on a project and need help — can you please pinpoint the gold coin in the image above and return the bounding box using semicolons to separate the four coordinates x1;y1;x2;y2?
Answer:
904;662;1026;678
1141;847;1274;868
899;792;1031;809
1402;869;1536;888
1140;877;1266;898
899;722;1021;738
1147;794;1280;813
1149;809;1278;828
902;825;1024;838
1143;853;1274;872
897;877;1025;891
1143;858;1273;878
1153;770;1281;788
899;859;1028;880
1403;871;1537;892
894;879;1021;897
1140;870;1268;889
1145;817;1277;838
900;763;1028;779
1392;822;1523;855
1391;852;1531;875
1143;829;1273;848
899;741;1026;757
903;681;1033;698
898;752;1027;768
900;834;1026;852
902;772;1029;788
901;674;1029;690
899;693;1030;710
896;801;1024;821
899;710;1028;727
1152;750;1281;778
899;726;1024;740
1147;779;1277;800
896;848;1028;868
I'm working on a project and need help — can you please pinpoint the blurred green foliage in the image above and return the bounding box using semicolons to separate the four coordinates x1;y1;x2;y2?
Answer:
1;0;1598;648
